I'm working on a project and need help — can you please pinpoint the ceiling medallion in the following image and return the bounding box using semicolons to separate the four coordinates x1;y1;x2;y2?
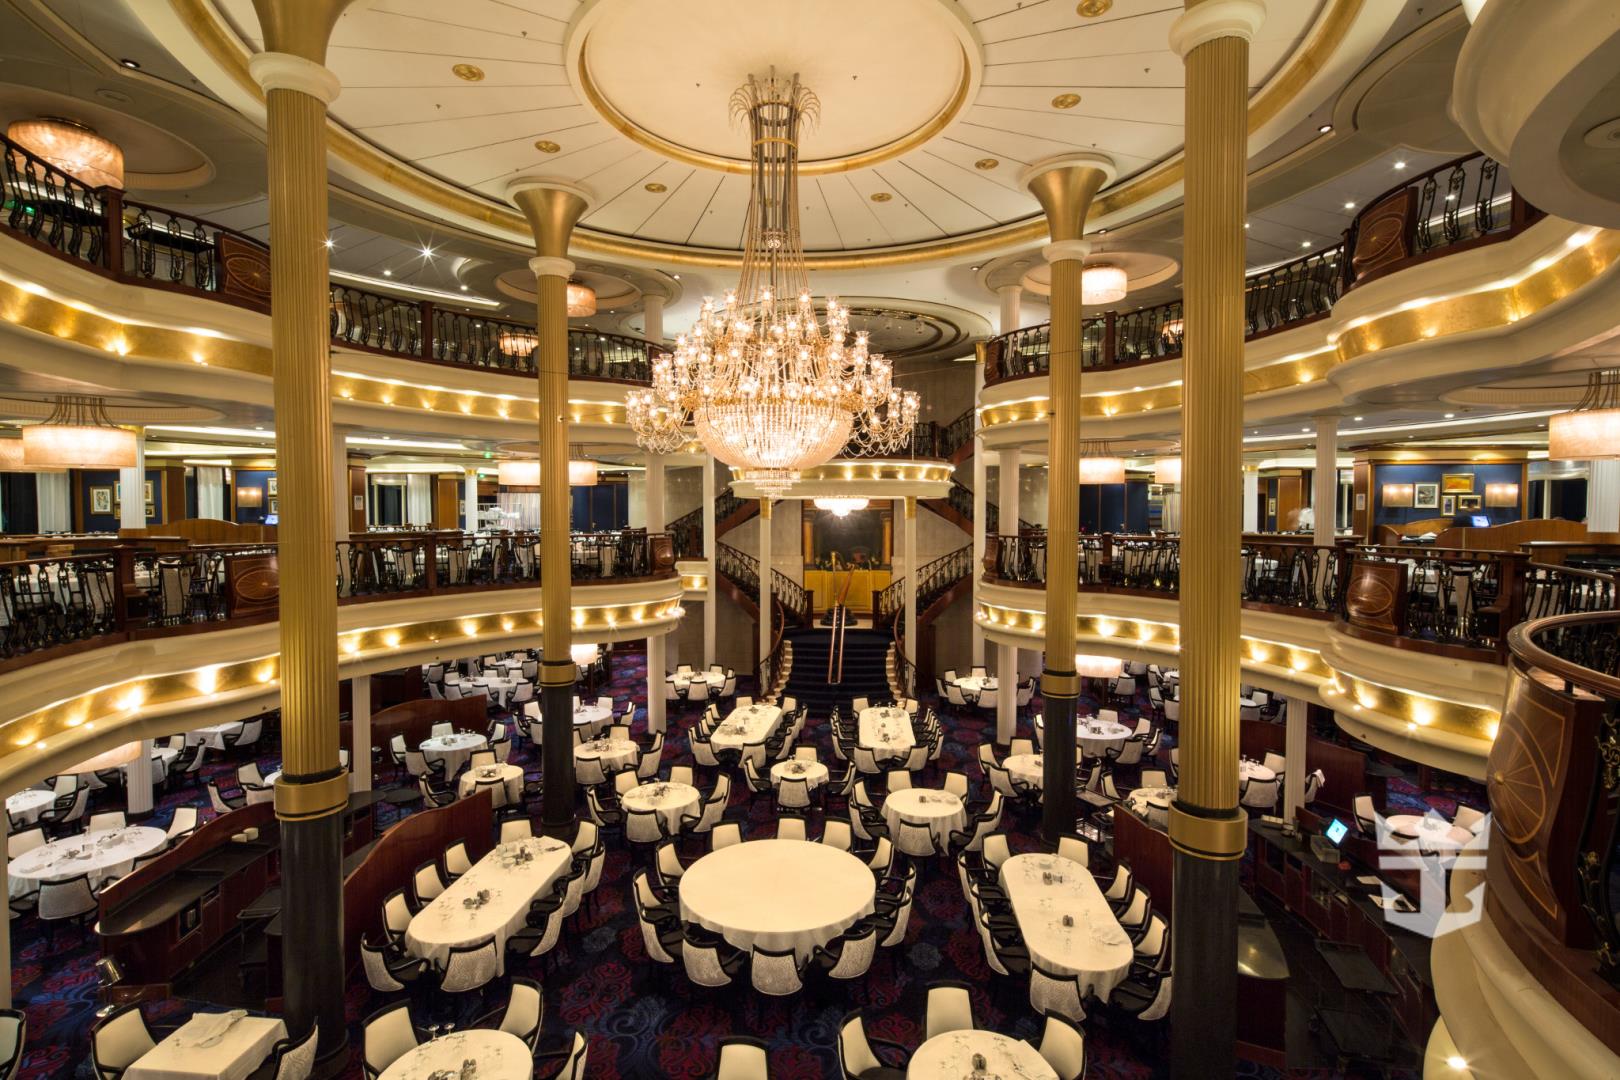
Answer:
626;71;919;496
452;64;485;82
535;140;561;154
870;192;893;203
644;182;667;193
974;158;999;171
1052;93;1081;109
1077;0;1113;16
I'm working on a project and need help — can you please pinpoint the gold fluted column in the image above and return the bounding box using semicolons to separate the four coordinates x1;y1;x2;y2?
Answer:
1022;153;1115;844
245;1;354;1069
508;177;592;838
1169;1;1266;1073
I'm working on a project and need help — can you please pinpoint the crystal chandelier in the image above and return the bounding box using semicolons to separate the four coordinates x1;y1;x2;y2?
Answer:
813;497;869;517
626;71;919;495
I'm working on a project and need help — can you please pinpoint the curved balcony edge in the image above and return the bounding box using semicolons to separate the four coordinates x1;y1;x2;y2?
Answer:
0;572;685;795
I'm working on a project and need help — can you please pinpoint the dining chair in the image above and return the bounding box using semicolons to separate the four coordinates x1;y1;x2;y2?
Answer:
836;1010;907;1080
775;817;807;842
360;933;427;997
710;822;743;850
412;859;446;905
436;937;500;995
748;946;805;996
39;873;100;947
1029;959;1088;1023
250;1023;320;1080
924;982;975;1039
811;923;879;981
483;977;542;1052
0;1008;25;1080
87;811;127;833
361;1000;423;1080
714;1036;772;1079
1033;1012;1087;1080
90;1003;157;1080
443;841;473;881
380;888;413;943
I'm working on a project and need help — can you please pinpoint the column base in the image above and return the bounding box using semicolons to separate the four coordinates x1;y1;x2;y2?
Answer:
539;666;577;839
279;808;347;1074
1170;848;1239;1076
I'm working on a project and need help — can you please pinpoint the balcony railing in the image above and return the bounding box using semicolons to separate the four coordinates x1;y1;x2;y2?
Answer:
982;152;1537;388
982;533;1615;661
0;130;659;385
0;529;676;667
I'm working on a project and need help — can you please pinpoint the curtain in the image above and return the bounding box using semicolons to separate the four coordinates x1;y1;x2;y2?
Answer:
37;473;70;532
405;474;433;528
197;466;225;519
497;491;539;531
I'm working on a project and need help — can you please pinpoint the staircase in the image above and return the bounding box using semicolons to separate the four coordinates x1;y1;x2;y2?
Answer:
780;626;894;715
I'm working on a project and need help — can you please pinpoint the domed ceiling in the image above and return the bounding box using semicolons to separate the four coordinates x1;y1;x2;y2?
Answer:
190;0;1343;259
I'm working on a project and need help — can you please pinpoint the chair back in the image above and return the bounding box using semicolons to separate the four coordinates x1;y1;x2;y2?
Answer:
439;937;499;993
1029;960;1086;1023
92;1005;156;1078
776;817;807;841
711;822;742;850
925;983;974;1039
39;874;97;922
681;933;735;987
268;1025;320;1080
362;1003;418;1077
1036;1014;1086;1080
749;946;804;996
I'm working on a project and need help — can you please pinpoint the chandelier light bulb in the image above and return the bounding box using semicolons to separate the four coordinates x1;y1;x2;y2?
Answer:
813;497;870;517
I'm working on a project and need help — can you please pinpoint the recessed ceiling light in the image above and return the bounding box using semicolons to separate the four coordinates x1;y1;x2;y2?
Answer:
1343;201;1355;210
382;269;392;277
970;265;980;271
120;59;141;70
672;273;681;280
452;64;484;82
323;238;334;249
645;182;667;193
1301;427;1309;432
1051;93;1081;109
419;245;434;258
1097;228;1108;235
870;192;893;203
460;285;469;292
1444;412;1455;418
974;158;999;171
1353;416;1363;421
1394;160;1408;170
1243;222;1250;230
535;140;560;154
1317;123;1333;134
1301;240;1312;248
1076;0;1112;15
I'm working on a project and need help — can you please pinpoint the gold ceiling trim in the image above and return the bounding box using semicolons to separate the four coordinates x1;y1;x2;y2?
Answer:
577;42;975;177
169;0;1364;269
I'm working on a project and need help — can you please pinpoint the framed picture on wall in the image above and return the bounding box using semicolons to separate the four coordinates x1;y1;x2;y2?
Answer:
90;486;113;514
1441;473;1474;494
1267;498;1277;515
267;476;278;497
113;480;121;502
1441;495;1456;515
1381;483;1415;508
269;497;278;514
1354;493;1366;510
145;502;155;519
143;480;155;505
1458;494;1483;510
1414;482;1440;509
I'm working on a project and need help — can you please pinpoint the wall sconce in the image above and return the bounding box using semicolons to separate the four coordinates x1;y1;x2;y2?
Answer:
235;486;264;508
1485;483;1519;508
1381;483;1414;508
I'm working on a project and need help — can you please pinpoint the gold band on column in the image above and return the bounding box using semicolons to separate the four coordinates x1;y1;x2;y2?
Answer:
1171;23;1251;860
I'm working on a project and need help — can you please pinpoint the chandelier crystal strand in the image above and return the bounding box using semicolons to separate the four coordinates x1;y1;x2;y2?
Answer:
625;71;918;493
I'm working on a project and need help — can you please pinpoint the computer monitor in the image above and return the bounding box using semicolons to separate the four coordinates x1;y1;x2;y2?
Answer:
1469;514;1490;528
1324;818;1350;846
263;514;278;526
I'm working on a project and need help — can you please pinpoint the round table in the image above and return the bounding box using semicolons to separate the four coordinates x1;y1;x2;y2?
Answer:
770;759;829;791
378;1029;533;1080
1125;785;1176;827
621;780;701;832
907;1031;1058;1079
673;672;725;699
1239;760;1277;783
1074;718;1133;757
570;702;614;736
954;675;998;698
574;737;639;779
11;826;166;885
6;789;55;825
882;788;968;856
419;732;487;776
186;722;242;750
1385;814;1474;849
1003;752;1044;790
457;763;524;807
470;677;520;707
678;838;875;960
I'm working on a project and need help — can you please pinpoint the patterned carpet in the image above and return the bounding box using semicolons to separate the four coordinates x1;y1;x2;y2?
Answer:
10;648;1471;1078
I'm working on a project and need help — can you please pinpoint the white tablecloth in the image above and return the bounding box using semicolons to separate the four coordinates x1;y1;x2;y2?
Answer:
678;839;875;960
673;672;725;697
378;1030;533;1080
1000;853;1133;1000
954;675;998;696
456;763;524;807
1124;785;1176;828
570;702;613;736
882;788;967;855
11;826;167;885
858;707;915;759
1240;760;1277;783
770;759;829;790
712;704;783;751
1074;718;1133;757
470;676;520;707
186;722;242;750
125;1013;286;1080
404;836;572;972
6;789;54;825
420;732;487;776
1385;814;1474;849
573;737;639;778
621;781;701;832
1004;753;1044;789
907;1031;1057;1079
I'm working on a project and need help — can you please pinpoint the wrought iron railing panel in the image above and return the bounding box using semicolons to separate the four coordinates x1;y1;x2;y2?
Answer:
0;137;107;267
123;201;219;292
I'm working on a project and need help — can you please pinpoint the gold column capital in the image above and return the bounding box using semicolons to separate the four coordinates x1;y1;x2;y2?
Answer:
1021;154;1117;243
508;179;594;260
1167;803;1248;860
1170;0;1267;58
248;0;355;64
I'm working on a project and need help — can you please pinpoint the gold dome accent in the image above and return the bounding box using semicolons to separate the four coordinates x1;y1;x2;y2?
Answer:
974;158;999;171
870;192;893;203
644;182;667;193
1052;93;1081;109
535;140;560;154
452;63;485;82
1077;0;1113;16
